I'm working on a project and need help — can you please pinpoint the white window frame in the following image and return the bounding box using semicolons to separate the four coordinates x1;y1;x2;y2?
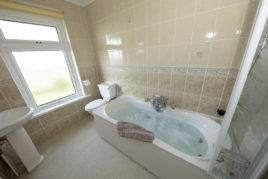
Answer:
0;9;85;116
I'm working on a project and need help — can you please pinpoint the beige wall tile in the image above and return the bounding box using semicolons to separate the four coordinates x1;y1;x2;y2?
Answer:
159;89;170;103
183;94;200;111
0;89;10;112
147;24;160;46
173;43;190;67
222;76;236;99
134;2;147;28
232;38;249;68
220;0;250;7
127;49;137;66
189;42;211;67
177;0;196;17
137;72;148;87
169;91;184;108
147;46;160;66
147;0;161;25
159;45;174;66
160;20;176;45
136;48;147;66
0;58;11;80
185;75;204;95
192;10;217;42
215;3;248;39
196;0;220;13
1;85;24;107
29;129;47;145
127;30;137;48
136;27;147;47
175;16;194;43
25;119;43;135
147;88;159;98
159;73;171;89
170;74;186;92
161;0;177;21
208;39;237;68
147;72;159;88
198;97;220;116
202;76;226;98
138;87;148;98
125;8;136;30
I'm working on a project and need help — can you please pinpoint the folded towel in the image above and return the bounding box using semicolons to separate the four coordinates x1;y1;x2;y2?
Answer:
117;122;154;143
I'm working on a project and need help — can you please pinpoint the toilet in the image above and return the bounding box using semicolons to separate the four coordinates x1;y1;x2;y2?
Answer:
85;81;116;113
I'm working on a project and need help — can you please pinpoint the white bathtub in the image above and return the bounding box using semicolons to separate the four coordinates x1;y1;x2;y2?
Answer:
92;96;231;179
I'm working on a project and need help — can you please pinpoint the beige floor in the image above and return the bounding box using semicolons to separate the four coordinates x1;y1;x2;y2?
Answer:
19;118;157;179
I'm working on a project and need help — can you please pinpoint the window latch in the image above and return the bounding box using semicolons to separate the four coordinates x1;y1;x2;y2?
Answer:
35;41;42;44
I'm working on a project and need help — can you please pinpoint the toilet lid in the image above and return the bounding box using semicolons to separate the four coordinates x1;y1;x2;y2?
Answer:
85;99;106;111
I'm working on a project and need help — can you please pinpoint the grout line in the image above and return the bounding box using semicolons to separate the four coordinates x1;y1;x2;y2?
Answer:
183;0;198;109
196;69;207;112
0;88;12;109
89;1;250;26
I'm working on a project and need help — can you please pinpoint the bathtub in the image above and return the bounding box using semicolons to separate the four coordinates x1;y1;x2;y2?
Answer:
92;96;231;179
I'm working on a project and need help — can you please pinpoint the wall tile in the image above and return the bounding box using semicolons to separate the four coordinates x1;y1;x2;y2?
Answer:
159;72;171;89
185;75;204;95
222;76;236;99
147;72;159;88
147;0;161;25
160;20;176;45
159;45;175;66
198;97;220;116
192;10;217;42
189;42;211;67
147;24;160;46
170;74;186;92
175;16;194;43
202;76;226;98
0;89;10;112
173;43;190;67
161;0;177;21
196;0;220;13
177;0;196;17
169;91;184;108
215;3;248;39
134;1;147;28
208;39;237;68
183;94;200;111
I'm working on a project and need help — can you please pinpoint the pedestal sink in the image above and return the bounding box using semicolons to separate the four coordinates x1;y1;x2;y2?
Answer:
0;107;44;172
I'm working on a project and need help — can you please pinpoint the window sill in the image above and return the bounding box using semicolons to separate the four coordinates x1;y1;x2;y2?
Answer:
31;94;91;119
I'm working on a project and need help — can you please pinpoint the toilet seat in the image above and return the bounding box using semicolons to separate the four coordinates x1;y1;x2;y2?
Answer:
85;99;106;111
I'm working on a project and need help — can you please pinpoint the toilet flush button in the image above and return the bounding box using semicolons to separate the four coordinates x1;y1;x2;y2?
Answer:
83;80;91;86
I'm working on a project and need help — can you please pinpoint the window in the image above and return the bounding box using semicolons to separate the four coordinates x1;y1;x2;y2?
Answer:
0;10;84;115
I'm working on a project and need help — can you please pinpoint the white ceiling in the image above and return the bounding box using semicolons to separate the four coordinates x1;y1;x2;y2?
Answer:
64;0;95;7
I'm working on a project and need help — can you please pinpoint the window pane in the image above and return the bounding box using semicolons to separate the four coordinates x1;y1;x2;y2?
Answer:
0;20;59;41
12;51;75;105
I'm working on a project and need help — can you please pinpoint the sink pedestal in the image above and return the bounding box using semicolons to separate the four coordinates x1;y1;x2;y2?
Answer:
6;127;44;172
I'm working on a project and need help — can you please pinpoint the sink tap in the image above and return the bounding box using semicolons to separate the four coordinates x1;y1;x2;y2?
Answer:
151;95;166;112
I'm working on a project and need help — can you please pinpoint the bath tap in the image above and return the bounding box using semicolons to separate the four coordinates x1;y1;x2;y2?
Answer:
151;95;166;112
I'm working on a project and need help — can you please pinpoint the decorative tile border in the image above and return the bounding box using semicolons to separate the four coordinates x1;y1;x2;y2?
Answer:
99;65;239;77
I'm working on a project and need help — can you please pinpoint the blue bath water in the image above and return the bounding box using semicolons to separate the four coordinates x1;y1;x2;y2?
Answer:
112;105;208;157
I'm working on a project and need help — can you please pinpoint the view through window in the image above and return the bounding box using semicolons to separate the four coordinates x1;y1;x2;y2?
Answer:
0;17;82;110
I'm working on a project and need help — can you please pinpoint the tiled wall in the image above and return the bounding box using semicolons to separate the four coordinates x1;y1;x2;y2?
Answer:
0;0;100;145
85;0;259;117
101;66;237;117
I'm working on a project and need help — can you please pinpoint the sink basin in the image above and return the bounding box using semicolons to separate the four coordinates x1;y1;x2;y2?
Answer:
0;107;43;172
0;107;33;137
